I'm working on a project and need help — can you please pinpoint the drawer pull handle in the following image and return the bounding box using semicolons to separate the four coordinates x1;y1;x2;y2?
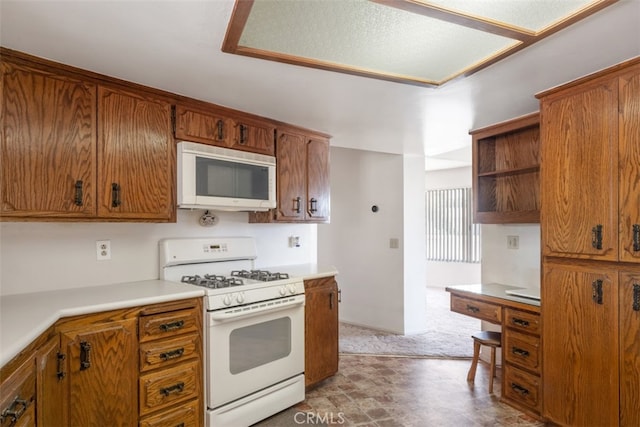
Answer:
74;180;84;206
57;352;66;380
160;348;185;361
633;224;640;252
511;383;530;396
111;183;121;208
1;397;29;424
466;304;480;313
592;279;604;305
633;284;640;312
512;318;530;327
216;119;225;140
511;347;530;358
160;382;185;396
160;320;185;332
591;224;603;250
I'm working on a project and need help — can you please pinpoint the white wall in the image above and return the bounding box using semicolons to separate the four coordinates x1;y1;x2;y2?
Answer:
317;147;427;334
0;210;316;296
425;166;481;287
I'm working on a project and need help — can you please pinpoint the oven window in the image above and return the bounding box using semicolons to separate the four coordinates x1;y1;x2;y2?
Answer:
229;317;292;374
195;156;269;200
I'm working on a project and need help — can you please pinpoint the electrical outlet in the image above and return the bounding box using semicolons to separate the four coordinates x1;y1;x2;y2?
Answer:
96;240;111;260
507;235;519;249
389;238;399;249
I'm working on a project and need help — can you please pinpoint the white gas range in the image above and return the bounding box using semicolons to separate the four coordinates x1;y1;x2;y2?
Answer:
159;237;305;427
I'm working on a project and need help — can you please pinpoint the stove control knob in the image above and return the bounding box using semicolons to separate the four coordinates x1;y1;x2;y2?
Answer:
236;293;245;304
279;286;287;296
223;294;232;306
287;284;296;294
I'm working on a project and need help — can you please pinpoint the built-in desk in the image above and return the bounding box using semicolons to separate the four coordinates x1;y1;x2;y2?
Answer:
445;284;542;420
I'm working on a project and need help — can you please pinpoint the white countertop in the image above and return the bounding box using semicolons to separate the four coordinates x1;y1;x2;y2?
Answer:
0;280;205;367
263;264;339;281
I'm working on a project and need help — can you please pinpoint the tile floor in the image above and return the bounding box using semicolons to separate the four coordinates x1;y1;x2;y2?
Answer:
258;354;545;427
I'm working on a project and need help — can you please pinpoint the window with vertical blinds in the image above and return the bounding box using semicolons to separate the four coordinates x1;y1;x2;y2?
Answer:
426;187;481;263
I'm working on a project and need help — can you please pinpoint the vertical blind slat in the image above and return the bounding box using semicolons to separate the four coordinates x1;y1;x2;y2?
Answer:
425;187;480;263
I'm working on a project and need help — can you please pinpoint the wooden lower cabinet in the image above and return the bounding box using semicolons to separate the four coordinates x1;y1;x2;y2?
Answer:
542;260;640;427
59;317;139;426
1;297;204;427
304;276;339;388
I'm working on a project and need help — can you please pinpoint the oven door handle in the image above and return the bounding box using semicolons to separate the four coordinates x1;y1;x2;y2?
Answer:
209;295;305;323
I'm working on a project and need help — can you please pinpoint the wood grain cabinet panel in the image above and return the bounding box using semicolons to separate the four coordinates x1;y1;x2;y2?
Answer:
450;295;501;324
503;364;541;414
36;336;66;426
139;307;200;342
139;360;200;416
620;271;640;427
98;86;175;221
139;333;200;372
1;61;97;218
230;115;276;156
139;398;201;427
0;355;36;427
59;317;139;427
304;277;339;388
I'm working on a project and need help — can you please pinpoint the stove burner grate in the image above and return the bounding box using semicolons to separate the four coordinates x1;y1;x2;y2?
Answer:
230;269;290;282
181;274;244;289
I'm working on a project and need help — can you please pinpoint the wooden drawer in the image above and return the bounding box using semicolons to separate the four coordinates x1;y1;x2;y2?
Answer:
139;360;200;416
504;308;540;335
139;307;199;343
504;330;541;373
450;294;502;323
1;357;36;427
140;333;200;373
139;398;201;427
504;364;541;414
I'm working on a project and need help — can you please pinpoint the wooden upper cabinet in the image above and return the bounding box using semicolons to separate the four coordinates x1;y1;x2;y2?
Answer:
306;137;330;222
230;115;276;156
539;76;619;260
174;104;275;156
539;60;640;262
471;113;540;224
275;130;307;221
1;61;97;218
618;68;640;264
98;86;175;221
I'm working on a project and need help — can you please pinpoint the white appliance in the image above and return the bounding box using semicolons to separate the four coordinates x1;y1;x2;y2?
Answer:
177;141;277;211
159;237;305;427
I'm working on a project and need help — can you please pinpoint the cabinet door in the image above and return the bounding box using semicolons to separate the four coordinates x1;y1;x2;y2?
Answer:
98;86;175;221
1;62;97;218
231;117;275;156
619;67;640;264
540;77;618;260
306;137;330;222
620;271;640;427
304;277;339;387
36;336;66;426
542;261;619;427
174;104;232;147
61;318;138;427
275;131;306;221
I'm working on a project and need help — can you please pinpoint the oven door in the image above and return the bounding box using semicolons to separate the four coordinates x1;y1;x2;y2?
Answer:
206;294;305;409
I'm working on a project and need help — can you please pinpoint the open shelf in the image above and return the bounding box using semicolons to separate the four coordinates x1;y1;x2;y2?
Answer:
471;112;540;224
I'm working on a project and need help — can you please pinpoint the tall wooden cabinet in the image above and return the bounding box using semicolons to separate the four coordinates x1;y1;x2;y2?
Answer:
304;276;339;388
538;57;640;427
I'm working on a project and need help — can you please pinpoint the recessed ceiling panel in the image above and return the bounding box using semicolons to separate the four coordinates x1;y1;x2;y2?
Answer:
223;0;618;86
240;0;518;83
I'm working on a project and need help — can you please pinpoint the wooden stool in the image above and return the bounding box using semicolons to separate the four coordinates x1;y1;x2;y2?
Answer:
467;331;502;393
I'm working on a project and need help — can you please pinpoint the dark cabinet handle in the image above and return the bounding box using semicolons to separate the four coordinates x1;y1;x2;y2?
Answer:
160;382;185;396
239;124;247;144
592;279;604;305
294;197;301;214
329;292;334;310
466;304;480;313
633;224;640;252
80;341;92;370
510;383;530;396
74;180;83;206
511;347;530;358
1;397;29;425
160;348;185;361
633;284;640;312
160;320;185;332
216;119;225;140
57;352;66;380
512;318;530;328
338;289;342;303
309;198;318;213
111;183;121;207
591;224;603;250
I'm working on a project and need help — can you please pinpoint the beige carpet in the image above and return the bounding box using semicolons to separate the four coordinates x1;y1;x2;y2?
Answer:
339;287;478;358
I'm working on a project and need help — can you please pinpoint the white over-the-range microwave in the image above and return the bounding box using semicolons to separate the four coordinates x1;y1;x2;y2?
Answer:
177;141;277;211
